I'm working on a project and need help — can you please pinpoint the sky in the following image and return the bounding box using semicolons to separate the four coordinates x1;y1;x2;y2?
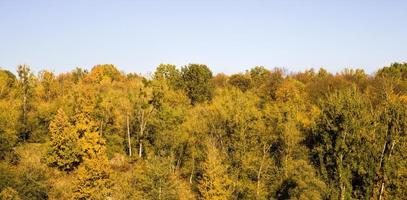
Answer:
0;0;406;75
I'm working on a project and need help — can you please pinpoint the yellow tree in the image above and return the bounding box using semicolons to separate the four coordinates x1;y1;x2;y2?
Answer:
199;139;232;200
0;187;21;200
46;109;81;172
73;156;113;200
72;107;113;199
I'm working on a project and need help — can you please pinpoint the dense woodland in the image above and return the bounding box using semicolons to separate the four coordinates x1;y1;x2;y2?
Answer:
0;63;406;200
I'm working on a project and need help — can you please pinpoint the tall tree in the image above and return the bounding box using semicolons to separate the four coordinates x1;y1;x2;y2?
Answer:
17;65;34;140
133;86;156;158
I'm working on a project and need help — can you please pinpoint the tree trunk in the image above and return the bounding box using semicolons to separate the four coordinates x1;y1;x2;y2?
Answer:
189;157;195;184
158;179;162;200
139;140;143;158
378;182;385;200
375;139;388;199
127;115;132;157
137;107;153;159
377;139;397;199
23;94;27;140
100;120;103;136
338;153;345;200
138;110;146;158
257;144;270;197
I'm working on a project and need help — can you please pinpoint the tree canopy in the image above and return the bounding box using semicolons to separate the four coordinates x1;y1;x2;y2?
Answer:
0;63;406;199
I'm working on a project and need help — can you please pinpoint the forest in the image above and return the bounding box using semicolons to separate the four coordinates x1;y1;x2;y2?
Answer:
0;63;406;200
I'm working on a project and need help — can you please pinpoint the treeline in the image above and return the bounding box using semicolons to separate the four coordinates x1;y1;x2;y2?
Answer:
0;63;406;200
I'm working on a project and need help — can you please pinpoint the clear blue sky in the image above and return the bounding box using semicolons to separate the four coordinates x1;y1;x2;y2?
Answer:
1;0;406;75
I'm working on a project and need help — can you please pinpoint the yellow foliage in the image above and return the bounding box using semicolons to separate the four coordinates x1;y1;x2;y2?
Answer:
0;187;21;200
73;157;113;200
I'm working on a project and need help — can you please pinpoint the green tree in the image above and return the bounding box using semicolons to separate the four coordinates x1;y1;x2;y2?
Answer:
275;160;326;200
309;88;375;199
373;96;407;199
228;73;251;92
376;62;407;81
15;165;49;200
181;64;214;104
153;64;181;90
249;66;270;87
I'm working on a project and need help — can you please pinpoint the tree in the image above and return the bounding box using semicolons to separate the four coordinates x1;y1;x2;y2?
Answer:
112;156;194;200
0;187;21;200
0;97;19;160
309;88;375;199
375;63;407;98
0;128;17;161
1;62;407;199
199;139;232;200
181;64;214;104
376;62;407;81
153;64;181;90
132;86;156;158
17;65;34;141
72;113;113;199
373;96;407;199
212;73;228;88
87;64;123;83
73;157;113;200
75;113;106;160
257;68;284;101
38;70;57;102
275;160;326;200
228;73;251;92
197;88;277;199
0;163;17;194
46;109;81;172
249;66;270;87
14;164;49;200
71;67;88;84
0;69;16;98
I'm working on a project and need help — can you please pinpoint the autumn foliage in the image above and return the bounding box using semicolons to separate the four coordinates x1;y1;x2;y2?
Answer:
0;63;406;199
